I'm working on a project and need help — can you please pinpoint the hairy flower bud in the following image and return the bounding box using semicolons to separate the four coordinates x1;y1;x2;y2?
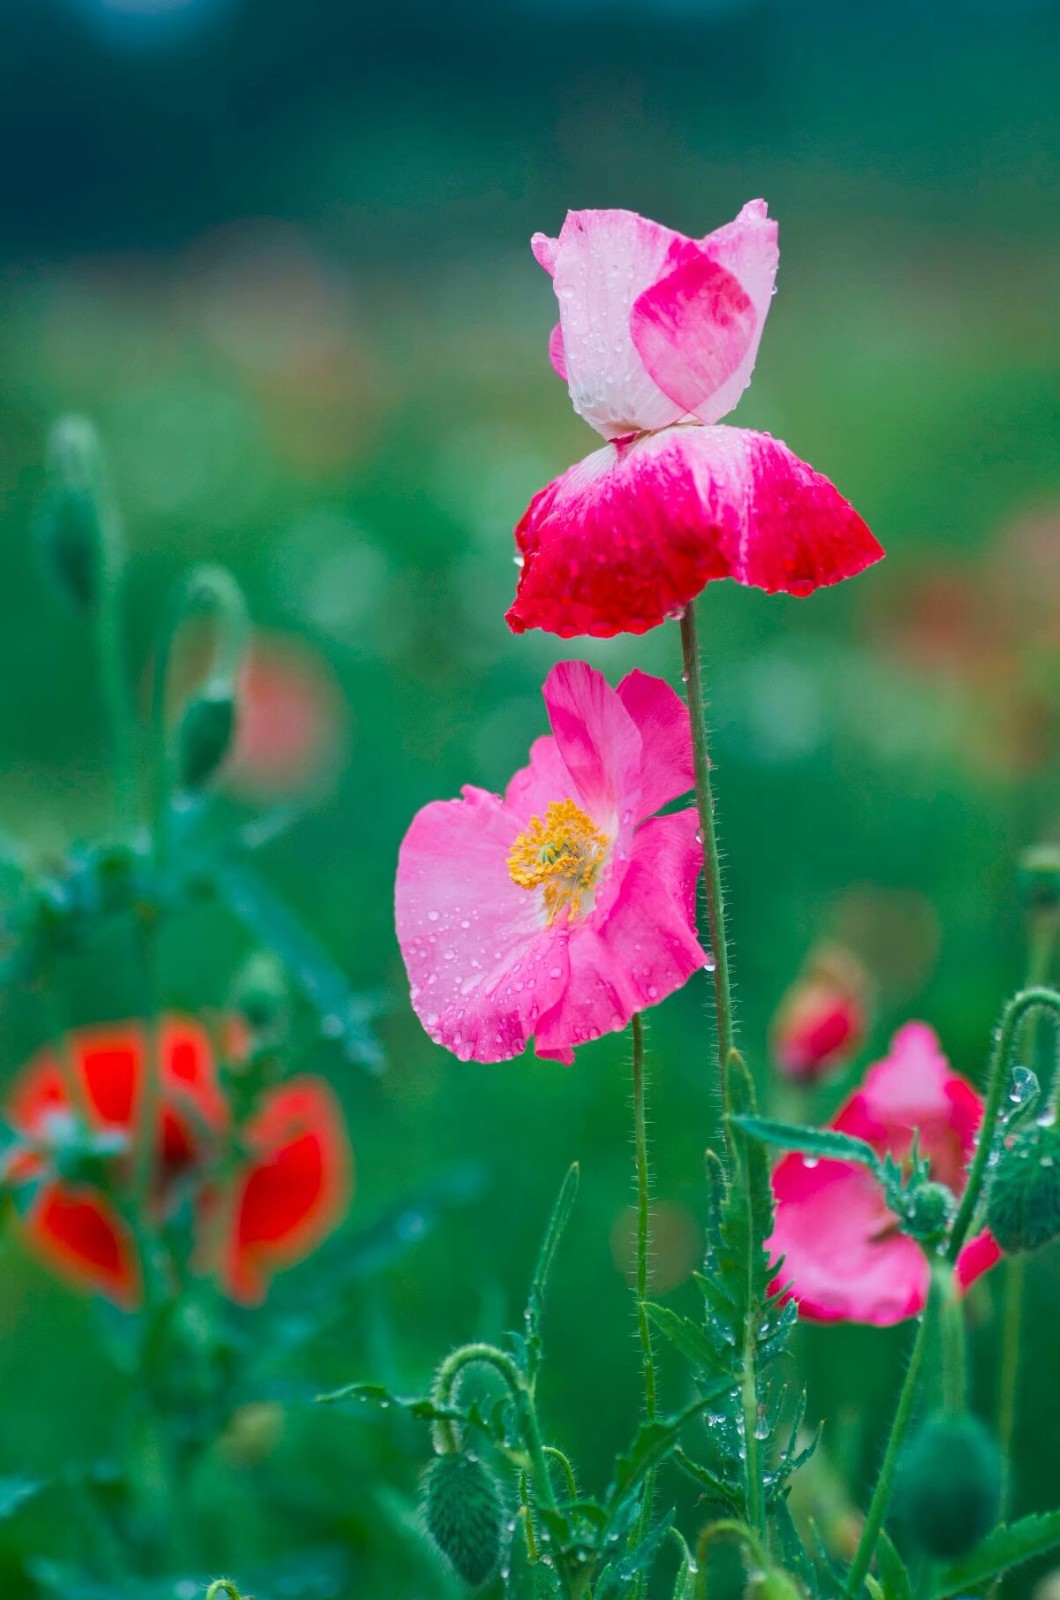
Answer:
904;1179;956;1245
423;1452;503;1588
36;416;117;612
895;1412;1001;1560
986;1123;1060;1255
176;687;238;791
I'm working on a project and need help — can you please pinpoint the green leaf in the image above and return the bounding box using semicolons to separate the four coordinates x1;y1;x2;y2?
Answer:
670;1528;698;1600
730;1115;884;1177
213;860;384;1072
933;1509;1060;1596
0;1475;42;1518
608;1386;732;1510
643;1303;724;1375
672;1448;739;1510
525;1162;580;1379
875;1531;913;1600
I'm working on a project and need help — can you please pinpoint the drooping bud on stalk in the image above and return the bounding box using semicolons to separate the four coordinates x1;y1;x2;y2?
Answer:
36;416;119;613
231;950;290;1042
986;1122;1060;1254
1016;845;1060;913
176;687;237;791
423;1451;504;1589
894;1411;1001;1560
770;944;869;1082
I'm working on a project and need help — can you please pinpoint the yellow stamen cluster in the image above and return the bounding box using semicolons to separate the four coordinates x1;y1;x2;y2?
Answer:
507;798;610;925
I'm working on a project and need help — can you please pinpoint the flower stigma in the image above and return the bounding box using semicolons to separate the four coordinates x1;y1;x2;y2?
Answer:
507;798;610;925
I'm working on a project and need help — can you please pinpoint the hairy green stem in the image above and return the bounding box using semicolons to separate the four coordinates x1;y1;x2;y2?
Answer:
630;1014;659;1596
679;601;736;1105
95;559;137;839
695;1519;767;1600
940;1281;967;1414
432;1342;558;1515
949;986;1060;1262
846;1275;939;1597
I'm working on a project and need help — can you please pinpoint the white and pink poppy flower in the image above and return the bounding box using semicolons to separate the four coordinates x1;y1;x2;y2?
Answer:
395;661;708;1064
767;1022;1001;1326
507;202;884;639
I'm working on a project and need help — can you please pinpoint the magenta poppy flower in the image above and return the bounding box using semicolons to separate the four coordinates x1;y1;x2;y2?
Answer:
506;202;884;639
767;1022;1001;1326
395;661;708;1064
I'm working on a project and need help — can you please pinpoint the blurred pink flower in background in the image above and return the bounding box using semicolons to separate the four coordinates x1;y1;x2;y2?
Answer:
223;631;350;803
396;661;708;1063
768;1022;1000;1326
770;944;870;1083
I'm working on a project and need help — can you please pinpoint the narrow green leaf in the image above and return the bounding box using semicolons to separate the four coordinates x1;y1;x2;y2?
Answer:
875;1531;913;1600
731;1115;885;1177
670;1528;698;1600
672;1448;739;1510
525;1162;580;1378
933;1510;1060;1595
0;1475;43;1518
643;1302;726;1375
609;1385;732;1508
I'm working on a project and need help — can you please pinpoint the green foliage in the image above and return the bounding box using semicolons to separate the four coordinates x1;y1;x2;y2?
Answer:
932;1508;1060;1596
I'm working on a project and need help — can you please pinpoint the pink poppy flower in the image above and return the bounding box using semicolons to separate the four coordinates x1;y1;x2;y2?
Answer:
506;202;883;639
767;1022;1001;1326
395;661;708;1064
770;945;869;1083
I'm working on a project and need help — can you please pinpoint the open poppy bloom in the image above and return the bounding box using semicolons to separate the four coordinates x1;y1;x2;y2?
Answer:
767;1022;1001;1325
506;202;883;638
396;660;708;1064
2;1018;351;1309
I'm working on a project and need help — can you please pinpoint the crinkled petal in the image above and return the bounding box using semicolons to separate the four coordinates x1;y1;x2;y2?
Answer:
617;669;695;814
534;811;706;1062
630;240;756;423
548;322;567;380
541;660;642;829
222;1078;352;1304
508;424;881;638
548;208;690;438
769;1155;928;1326
690;198;779;423
396;786;570;1063
22;1181;141;1309
956;1229;1003;1291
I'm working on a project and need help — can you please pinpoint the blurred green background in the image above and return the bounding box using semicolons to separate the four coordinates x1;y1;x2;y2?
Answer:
1;0;1059;1594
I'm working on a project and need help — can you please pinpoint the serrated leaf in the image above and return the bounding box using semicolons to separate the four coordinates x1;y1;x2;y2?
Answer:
932;1510;1060;1596
608;1387;732;1510
731;1116;884;1178
875;1531;912;1600
594;1511;675;1598
672;1448;739;1510
643;1303;724;1376
213;860;384;1071
670;1528;698;1600
525;1162;579;1381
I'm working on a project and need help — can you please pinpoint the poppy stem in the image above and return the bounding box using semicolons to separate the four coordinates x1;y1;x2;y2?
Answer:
845;1273;939;1598
940;1278;967;1414
95;536;138;841
679;601;736;1111
630;1013;658;1594
949;985;1060;1262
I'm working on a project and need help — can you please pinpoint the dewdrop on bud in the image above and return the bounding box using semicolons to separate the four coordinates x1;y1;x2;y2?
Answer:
895;1412;1001;1561
1017;845;1060;912
176;686;238;791
904;1179;955;1245
36;415;117;612
986;1123;1060;1254
423;1452;503;1588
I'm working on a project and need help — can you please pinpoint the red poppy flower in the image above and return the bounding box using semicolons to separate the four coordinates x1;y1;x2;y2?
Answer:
506;203;882;639
767;1023;1000;1325
770;945;869;1083
2;1019;351;1309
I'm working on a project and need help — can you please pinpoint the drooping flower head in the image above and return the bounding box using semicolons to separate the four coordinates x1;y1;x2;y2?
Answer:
395;661;708;1064
770;944;869;1083
2;1018;351;1308
767;1022;1000;1325
507;202;883;638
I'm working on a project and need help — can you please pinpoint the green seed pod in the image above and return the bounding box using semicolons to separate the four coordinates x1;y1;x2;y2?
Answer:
895;1412;1001;1561
904;1179;955;1245
423;1452;503;1588
176;687;237;791
1017;846;1060;912
986;1123;1060;1254
36;416;119;612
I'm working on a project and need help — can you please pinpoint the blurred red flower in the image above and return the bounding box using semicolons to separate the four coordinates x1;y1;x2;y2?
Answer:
224;632;349;802
770;945;869;1082
2;1018;351;1309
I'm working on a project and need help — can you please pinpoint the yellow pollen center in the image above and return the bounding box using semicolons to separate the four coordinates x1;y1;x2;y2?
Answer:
507;799;610;925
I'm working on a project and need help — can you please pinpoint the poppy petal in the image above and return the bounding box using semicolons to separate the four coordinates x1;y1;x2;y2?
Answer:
21;1182;141;1309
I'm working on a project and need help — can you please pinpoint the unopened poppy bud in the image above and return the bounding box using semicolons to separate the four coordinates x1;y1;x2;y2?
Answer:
36;416;117;613
1017;846;1060;912
745;1570;803;1600
895;1412;1001;1561
176;687;237;791
423;1452;503;1589
771;945;869;1082
986;1123;1060;1255
232;951;290;1039
904;1179;955;1245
